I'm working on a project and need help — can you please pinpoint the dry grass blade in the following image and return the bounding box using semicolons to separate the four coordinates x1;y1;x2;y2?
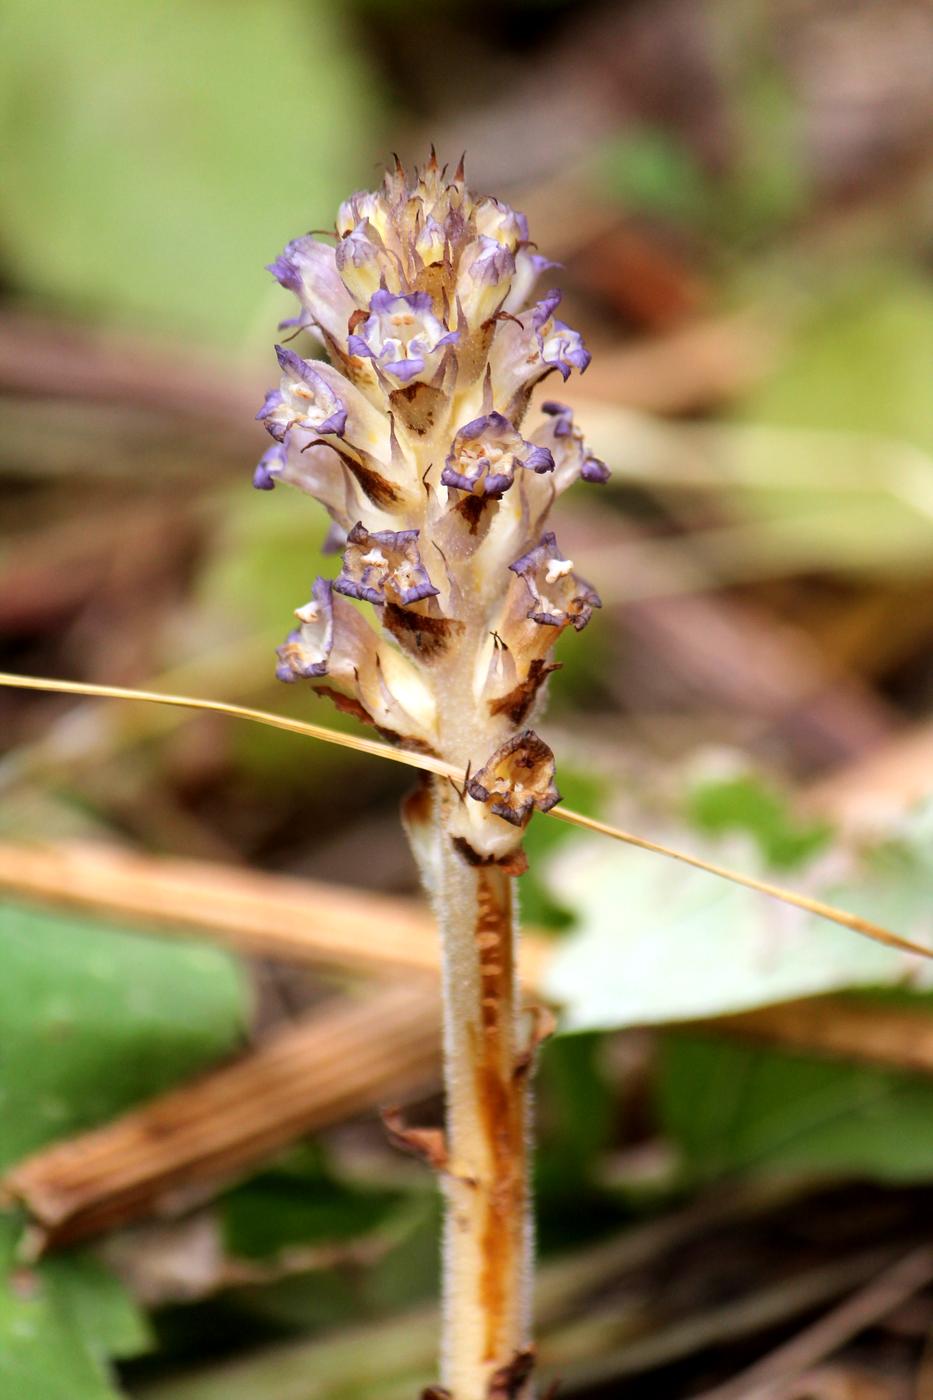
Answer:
547;806;933;960
1;983;441;1252
707;998;933;1076
0;840;554;988
0;671;455;779
692;1246;933;1400
2;671;930;961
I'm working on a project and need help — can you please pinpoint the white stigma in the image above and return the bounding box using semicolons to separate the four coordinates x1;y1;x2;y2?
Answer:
545;557;573;585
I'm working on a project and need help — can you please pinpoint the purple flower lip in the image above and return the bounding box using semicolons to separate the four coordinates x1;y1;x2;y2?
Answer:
441;412;554;498
524;445;556;473
274;343;311;377
532;290;563;330
549;328;591;379
266;243;305;294
581;454;611;484
441;463;513;496
373;288;431;316
541;401;573;436
347;346;425;384
265;234;356;346
537;401;610;483
256;388;284;428
253;441;286;491
524;251;561;275
334;523;439;607
274;635;303;682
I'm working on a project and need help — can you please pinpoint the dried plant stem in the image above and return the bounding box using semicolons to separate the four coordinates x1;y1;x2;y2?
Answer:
433;783;532;1398
2;982;441;1251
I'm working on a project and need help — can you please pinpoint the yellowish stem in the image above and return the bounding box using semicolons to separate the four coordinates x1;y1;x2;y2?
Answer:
432;780;532;1400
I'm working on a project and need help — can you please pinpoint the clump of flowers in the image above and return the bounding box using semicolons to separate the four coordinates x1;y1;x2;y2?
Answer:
256;152;607;1400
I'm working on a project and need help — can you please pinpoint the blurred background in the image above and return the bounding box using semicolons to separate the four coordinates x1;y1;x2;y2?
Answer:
1;1;933;1396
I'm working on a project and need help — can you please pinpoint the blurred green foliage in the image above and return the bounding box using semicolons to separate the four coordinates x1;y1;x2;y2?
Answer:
0;901;248;1168
220;1147;401;1261
742;265;933;455
0;902;248;1397
661;1032;933;1183
686;772;831;870
0;1217;151;1400
0;0;377;345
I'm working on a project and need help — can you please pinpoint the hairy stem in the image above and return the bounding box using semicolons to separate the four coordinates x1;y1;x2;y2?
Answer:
431;779;533;1400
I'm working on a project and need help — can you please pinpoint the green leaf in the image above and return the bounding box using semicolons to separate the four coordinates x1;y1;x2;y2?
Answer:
534;1033;625;1251
543;799;933;1033
686;773;831;870
0;0;378;344
659;1030;933;1183
0;1215;151;1400
0;899;249;1170
220;1146;401;1261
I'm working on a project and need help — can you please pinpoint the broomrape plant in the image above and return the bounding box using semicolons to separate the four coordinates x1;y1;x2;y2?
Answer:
2;153;930;1400
258;152;604;1399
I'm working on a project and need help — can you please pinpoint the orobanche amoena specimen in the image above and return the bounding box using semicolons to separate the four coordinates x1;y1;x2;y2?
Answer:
256;153;607;1400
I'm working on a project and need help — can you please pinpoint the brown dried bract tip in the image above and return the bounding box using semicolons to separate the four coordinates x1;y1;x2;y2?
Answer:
421;1388;452;1400
381;1105;448;1172
467;731;561;828
514;1004;558;1081
488;1347;536;1399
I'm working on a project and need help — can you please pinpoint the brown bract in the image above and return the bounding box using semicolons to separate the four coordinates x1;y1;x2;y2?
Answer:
487;1348;536;1399
466;730;561;828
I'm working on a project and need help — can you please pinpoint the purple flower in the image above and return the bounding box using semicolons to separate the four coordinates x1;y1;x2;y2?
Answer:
441;412;553;497
509;532;601;631
347;290;458;385
249;428;359;523
538;402;610;486
257;347;349;442
275;577;334;681
267;235;356;343
532;292;591;380
334;522;439;607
